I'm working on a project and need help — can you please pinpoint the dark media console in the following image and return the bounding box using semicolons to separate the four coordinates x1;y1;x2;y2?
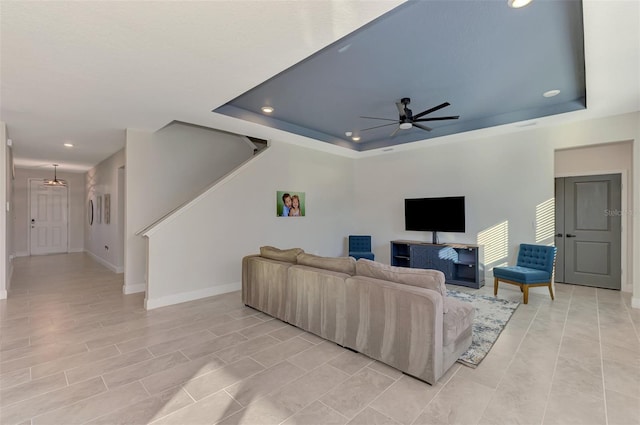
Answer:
390;240;485;289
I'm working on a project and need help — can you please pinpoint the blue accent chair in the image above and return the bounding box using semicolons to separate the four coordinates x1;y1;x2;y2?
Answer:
348;235;375;261
493;244;557;304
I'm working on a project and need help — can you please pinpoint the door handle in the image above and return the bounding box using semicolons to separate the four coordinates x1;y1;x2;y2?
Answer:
555;233;563;237
566;234;577;238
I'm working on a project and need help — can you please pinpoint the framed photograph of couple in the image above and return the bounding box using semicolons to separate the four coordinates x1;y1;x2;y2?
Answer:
276;191;305;217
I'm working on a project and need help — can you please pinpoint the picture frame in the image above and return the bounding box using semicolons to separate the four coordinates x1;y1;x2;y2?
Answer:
276;191;306;217
104;194;111;224
96;195;102;224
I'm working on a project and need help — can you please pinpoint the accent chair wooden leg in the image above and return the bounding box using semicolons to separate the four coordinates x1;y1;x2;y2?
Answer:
548;283;555;301
523;285;529;304
494;277;499;296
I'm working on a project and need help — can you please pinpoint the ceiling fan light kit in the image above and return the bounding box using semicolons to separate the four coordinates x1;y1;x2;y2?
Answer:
508;0;533;8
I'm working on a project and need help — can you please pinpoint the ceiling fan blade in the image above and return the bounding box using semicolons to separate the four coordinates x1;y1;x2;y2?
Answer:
413;102;451;120
360;122;398;132
359;116;398;122
414;115;460;122
389;126;402;137
396;102;406;118
412;123;432;132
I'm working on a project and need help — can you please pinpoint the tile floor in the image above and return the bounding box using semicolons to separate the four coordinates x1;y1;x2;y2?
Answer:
1;253;639;425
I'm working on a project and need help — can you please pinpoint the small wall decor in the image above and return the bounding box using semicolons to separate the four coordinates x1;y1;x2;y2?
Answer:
88;199;94;225
104;194;111;224
276;191;306;217
96;195;102;224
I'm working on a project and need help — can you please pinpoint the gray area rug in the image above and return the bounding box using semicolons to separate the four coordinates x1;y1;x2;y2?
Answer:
447;289;520;368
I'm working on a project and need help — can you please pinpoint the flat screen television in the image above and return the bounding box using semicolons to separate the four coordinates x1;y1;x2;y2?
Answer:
405;196;465;243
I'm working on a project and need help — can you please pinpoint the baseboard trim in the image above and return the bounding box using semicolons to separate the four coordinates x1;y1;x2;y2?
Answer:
632;297;640;310
123;283;146;295
0;290;7;300
145;282;241;310
14;251;29;258
85;250;123;274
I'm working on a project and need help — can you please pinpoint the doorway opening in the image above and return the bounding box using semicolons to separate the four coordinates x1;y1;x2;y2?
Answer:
554;141;632;291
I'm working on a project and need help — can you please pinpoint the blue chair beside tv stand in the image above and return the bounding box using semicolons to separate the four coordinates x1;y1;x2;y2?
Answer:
348;235;374;261
493;244;557;304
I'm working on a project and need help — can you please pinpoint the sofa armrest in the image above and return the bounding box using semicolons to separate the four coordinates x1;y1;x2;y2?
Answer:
344;275;444;384
242;254;261;305
242;255;292;319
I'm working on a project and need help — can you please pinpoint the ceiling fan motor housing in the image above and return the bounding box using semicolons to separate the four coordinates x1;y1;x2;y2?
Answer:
399;98;413;121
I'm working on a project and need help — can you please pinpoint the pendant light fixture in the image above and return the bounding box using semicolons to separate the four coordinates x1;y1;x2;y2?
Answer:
44;164;67;187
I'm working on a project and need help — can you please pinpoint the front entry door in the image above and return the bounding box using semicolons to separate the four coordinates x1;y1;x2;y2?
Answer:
30;180;69;255
555;174;621;289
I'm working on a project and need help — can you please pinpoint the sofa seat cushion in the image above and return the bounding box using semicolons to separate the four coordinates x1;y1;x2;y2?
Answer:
260;246;304;263
493;266;550;284
296;253;356;275
355;259;447;298
442;297;474;347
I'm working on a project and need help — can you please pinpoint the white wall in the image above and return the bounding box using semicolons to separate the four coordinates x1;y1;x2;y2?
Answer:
354;112;640;302
143;141;355;309
6;142;14;294
12;168;86;256
354;127;552;269
555;142;633;176
125;123;255;294
555;141;634;291
85;149;125;272
0;122;7;299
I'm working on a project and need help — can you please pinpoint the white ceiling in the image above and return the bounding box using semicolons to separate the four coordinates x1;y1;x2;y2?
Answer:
1;0;638;172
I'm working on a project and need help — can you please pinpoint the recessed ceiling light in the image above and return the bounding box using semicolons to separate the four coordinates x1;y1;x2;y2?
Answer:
345;131;353;137
352;136;361;142
261;106;274;114
63;143;74;147
543;89;560;98
508;0;532;8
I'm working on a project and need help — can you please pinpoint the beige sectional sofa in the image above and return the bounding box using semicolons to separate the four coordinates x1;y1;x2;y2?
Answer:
242;246;474;384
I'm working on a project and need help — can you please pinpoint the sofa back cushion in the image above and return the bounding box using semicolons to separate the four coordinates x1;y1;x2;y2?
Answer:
260;246;304;263
296;253;356;275
356;258;447;298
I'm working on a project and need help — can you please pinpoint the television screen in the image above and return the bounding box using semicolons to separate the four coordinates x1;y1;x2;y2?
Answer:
405;196;465;232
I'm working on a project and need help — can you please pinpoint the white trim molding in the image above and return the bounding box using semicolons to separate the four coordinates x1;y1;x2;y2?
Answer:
85;250;123;273
123;283;146;295
632;297;640;309
0;290;6;300
145;282;241;310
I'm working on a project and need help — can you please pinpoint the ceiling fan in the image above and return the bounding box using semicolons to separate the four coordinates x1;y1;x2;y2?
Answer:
360;97;459;137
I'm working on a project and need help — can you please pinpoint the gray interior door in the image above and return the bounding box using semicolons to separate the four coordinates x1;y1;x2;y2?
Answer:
555;174;621;289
